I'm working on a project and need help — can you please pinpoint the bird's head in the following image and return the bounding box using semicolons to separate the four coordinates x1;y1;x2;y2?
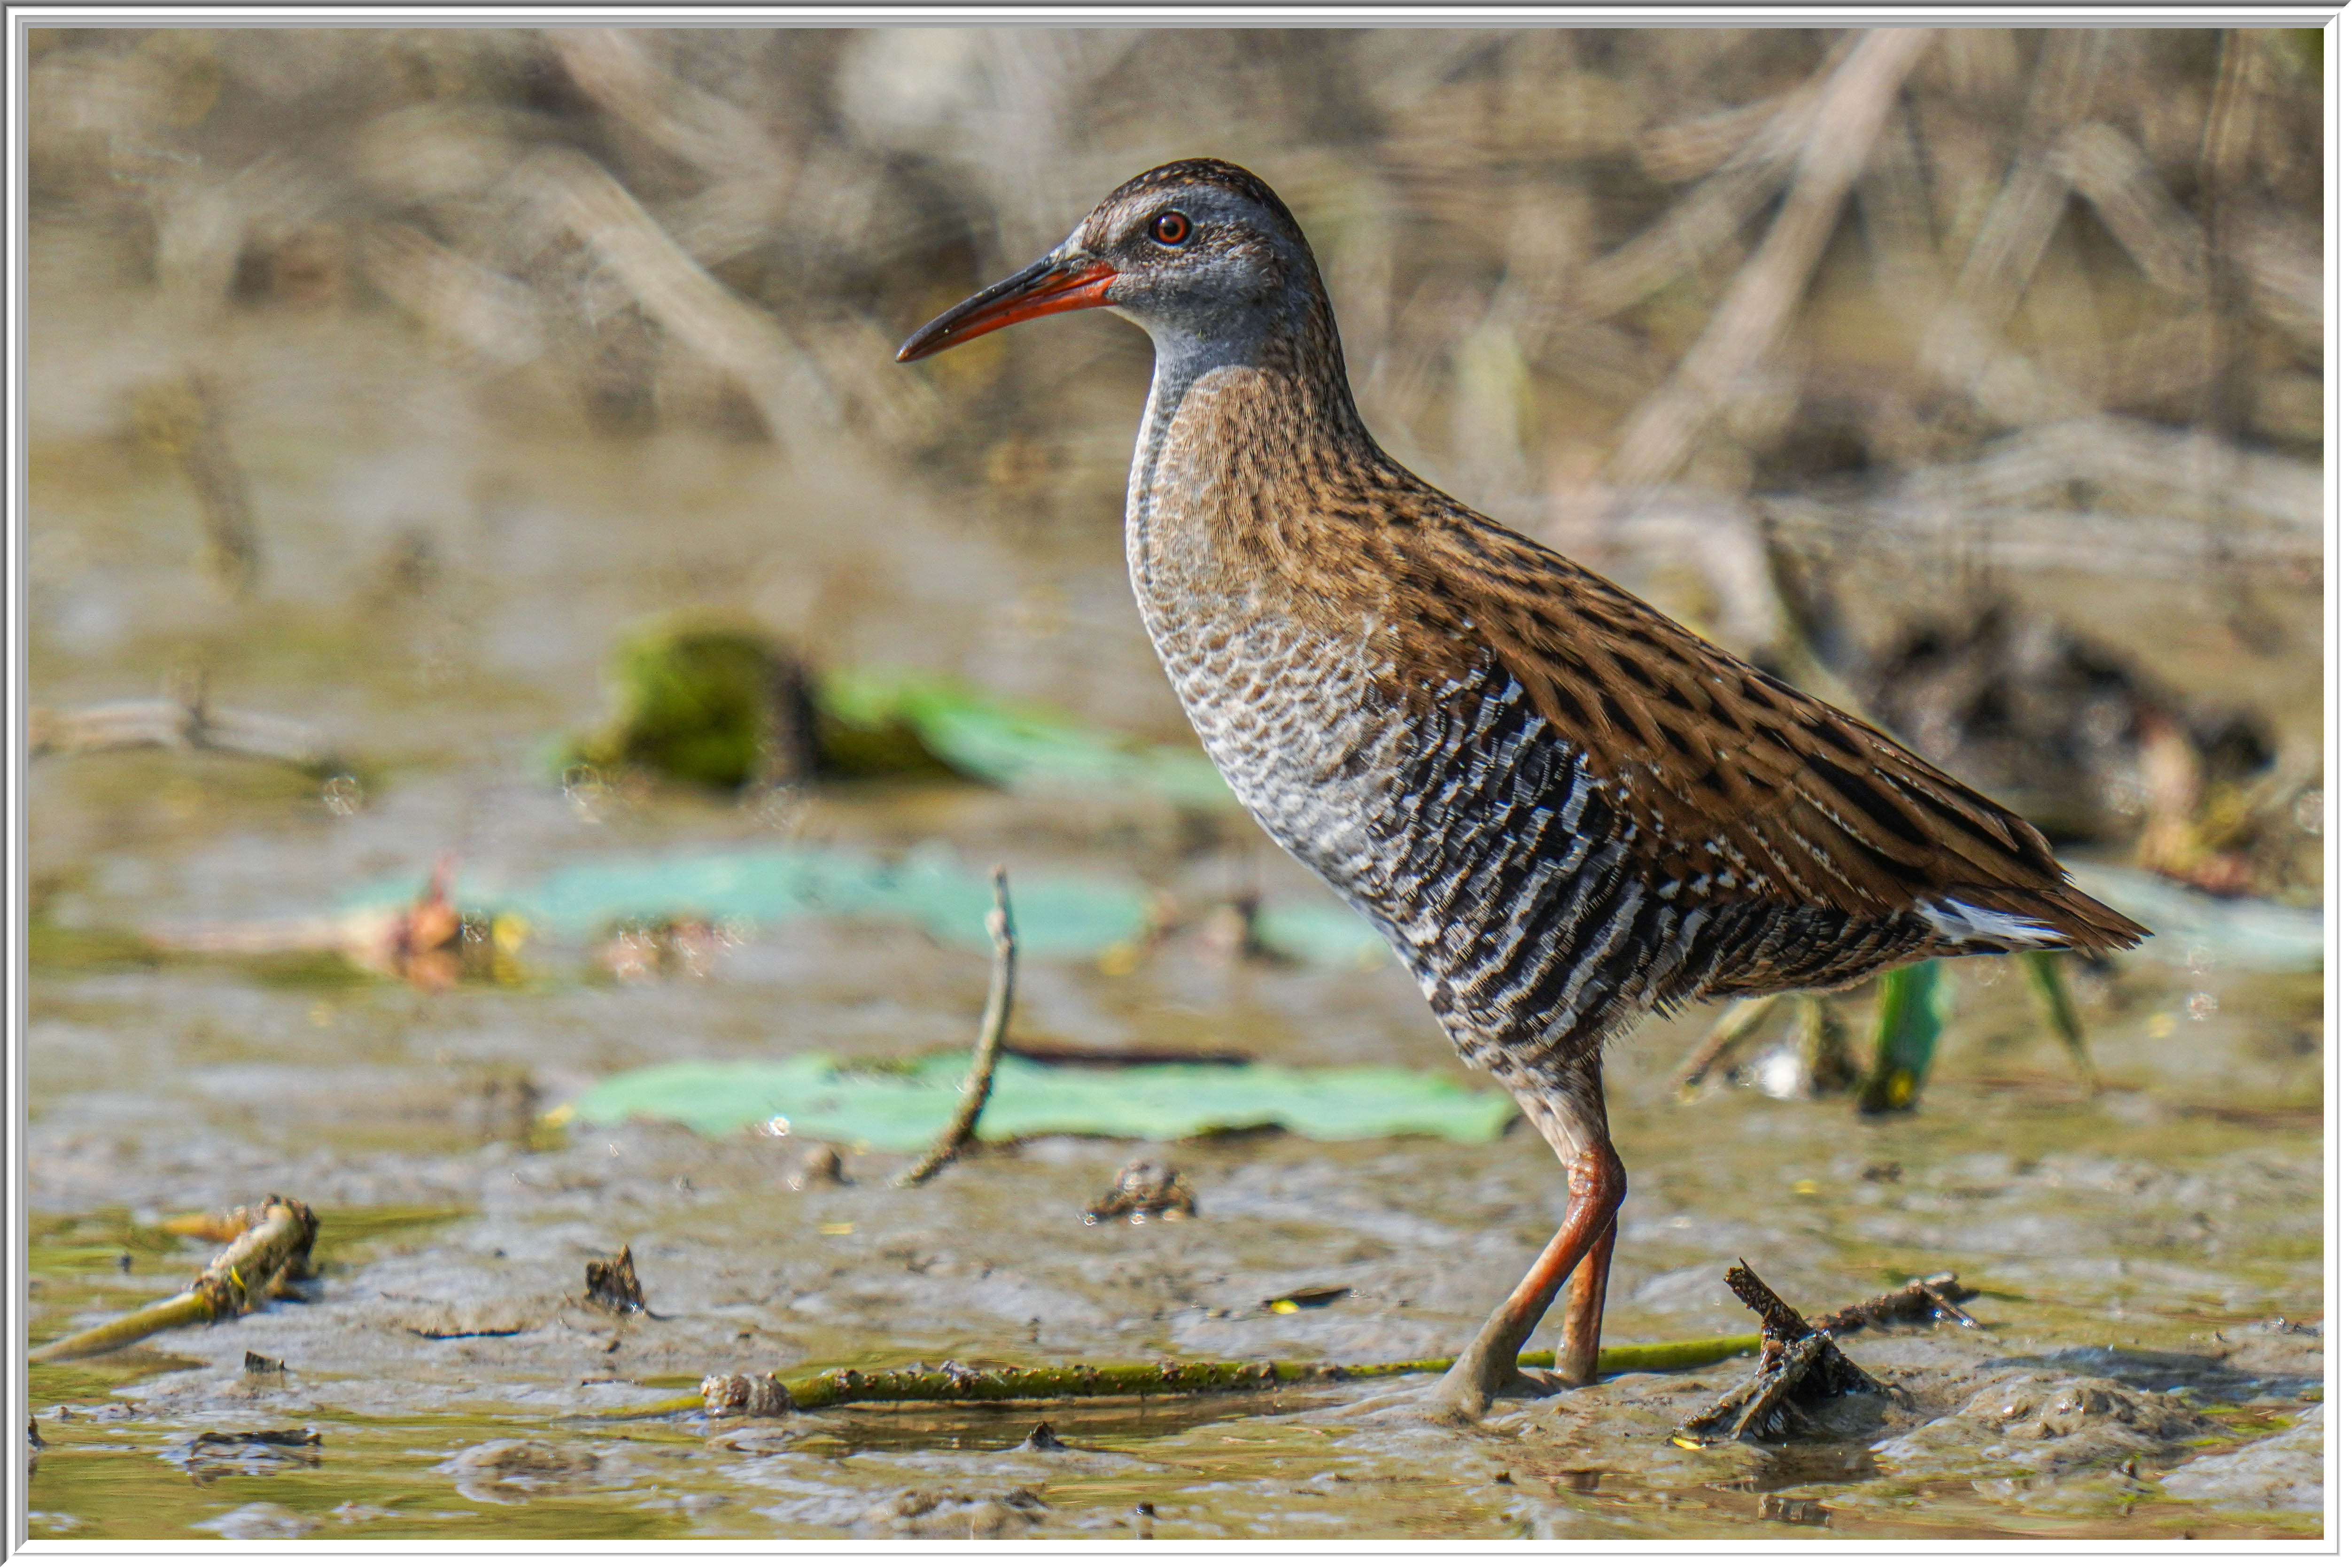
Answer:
896;158;1324;366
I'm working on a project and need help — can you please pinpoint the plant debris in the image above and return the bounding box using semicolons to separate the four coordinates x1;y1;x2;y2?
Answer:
1264;1286;1351;1314
1675;1263;1902;1446
1810;1271;1980;1334
1083;1160;1196;1224
1758;1494;1831;1526
1856;603;2310;900
786;1144;848;1190
28;684;332;773
571;622;823;794
893;867;1016;1188
700;1372;794;1417
583;1245;645;1314
145;852;520;992
31;1195;318;1363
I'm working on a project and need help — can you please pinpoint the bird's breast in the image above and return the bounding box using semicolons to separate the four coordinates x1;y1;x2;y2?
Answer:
1140;586;1400;889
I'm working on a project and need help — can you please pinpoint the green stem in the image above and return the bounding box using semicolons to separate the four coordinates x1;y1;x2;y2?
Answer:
1857;960;1945;1114
613;1333;1765;1420
2017;950;2099;1092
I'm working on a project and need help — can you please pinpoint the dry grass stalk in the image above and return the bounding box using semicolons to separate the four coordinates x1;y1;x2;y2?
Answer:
512;147;831;443
358;222;546;367
1915;32;2113;420
2049;121;2206;297
1672;994;1781;1096
1606;29;1934;490
29;674;330;770
132;373;262;594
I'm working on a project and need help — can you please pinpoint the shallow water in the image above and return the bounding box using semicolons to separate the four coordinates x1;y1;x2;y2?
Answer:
23;771;2325;1540
24;314;2324;1541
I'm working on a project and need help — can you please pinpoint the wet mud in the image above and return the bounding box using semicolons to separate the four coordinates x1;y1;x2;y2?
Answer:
26;341;2320;1540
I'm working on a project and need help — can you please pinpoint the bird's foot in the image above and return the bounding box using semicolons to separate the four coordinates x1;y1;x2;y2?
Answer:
1423;1364;1566;1424
1424;1309;1568;1423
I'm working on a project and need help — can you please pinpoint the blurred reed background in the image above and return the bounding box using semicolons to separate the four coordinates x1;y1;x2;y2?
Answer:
24;26;2323;899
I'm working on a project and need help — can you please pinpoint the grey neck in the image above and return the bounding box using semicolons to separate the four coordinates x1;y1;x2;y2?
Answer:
1120;307;1271;502
1120;292;1361;552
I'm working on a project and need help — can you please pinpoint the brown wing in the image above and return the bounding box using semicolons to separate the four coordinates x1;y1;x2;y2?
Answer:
1399;513;2146;953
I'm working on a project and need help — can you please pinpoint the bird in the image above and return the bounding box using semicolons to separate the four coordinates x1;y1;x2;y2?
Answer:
896;158;2148;1420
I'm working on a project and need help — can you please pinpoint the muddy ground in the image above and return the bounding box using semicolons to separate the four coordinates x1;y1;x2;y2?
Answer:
24;753;2324;1539
24;223;2322;1540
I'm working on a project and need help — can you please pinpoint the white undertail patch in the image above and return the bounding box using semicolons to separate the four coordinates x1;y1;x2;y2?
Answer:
1916;897;2064;948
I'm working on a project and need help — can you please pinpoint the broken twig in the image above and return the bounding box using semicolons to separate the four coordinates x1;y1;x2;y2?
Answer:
1083;1160;1195;1224
1674;1262;1910;1446
893;866;1016;1188
31;1196;317;1362
1807;1270;1979;1334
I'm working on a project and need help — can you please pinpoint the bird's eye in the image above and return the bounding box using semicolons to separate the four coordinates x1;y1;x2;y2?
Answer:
1150;210;1191;247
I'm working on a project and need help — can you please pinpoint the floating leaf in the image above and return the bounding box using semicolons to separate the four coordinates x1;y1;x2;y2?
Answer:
561;1053;1517;1148
346;845;1148;961
821;669;1233;806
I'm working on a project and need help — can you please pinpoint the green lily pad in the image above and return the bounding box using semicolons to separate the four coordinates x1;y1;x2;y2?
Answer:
560;1053;1517;1147
820;668;1234;807
342;844;1403;970
345;845;1149;961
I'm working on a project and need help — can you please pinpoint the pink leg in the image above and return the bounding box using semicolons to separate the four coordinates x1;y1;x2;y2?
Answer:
1429;1053;1624;1419
1554;1215;1617;1386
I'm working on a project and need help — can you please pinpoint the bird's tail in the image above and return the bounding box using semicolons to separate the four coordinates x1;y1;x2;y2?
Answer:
1916;881;2150;956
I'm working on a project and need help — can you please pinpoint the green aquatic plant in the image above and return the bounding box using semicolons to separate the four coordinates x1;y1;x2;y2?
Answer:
1857;961;1949;1115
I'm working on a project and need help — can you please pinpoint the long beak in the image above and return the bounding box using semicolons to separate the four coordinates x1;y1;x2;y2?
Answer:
896;252;1118;363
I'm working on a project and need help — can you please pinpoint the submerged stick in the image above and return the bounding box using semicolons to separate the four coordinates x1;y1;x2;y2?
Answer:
893;867;1016;1188
31;1196;318;1363
614;1266;1976;1422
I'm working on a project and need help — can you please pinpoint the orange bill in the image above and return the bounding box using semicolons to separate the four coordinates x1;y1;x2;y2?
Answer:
896;255;1117;362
